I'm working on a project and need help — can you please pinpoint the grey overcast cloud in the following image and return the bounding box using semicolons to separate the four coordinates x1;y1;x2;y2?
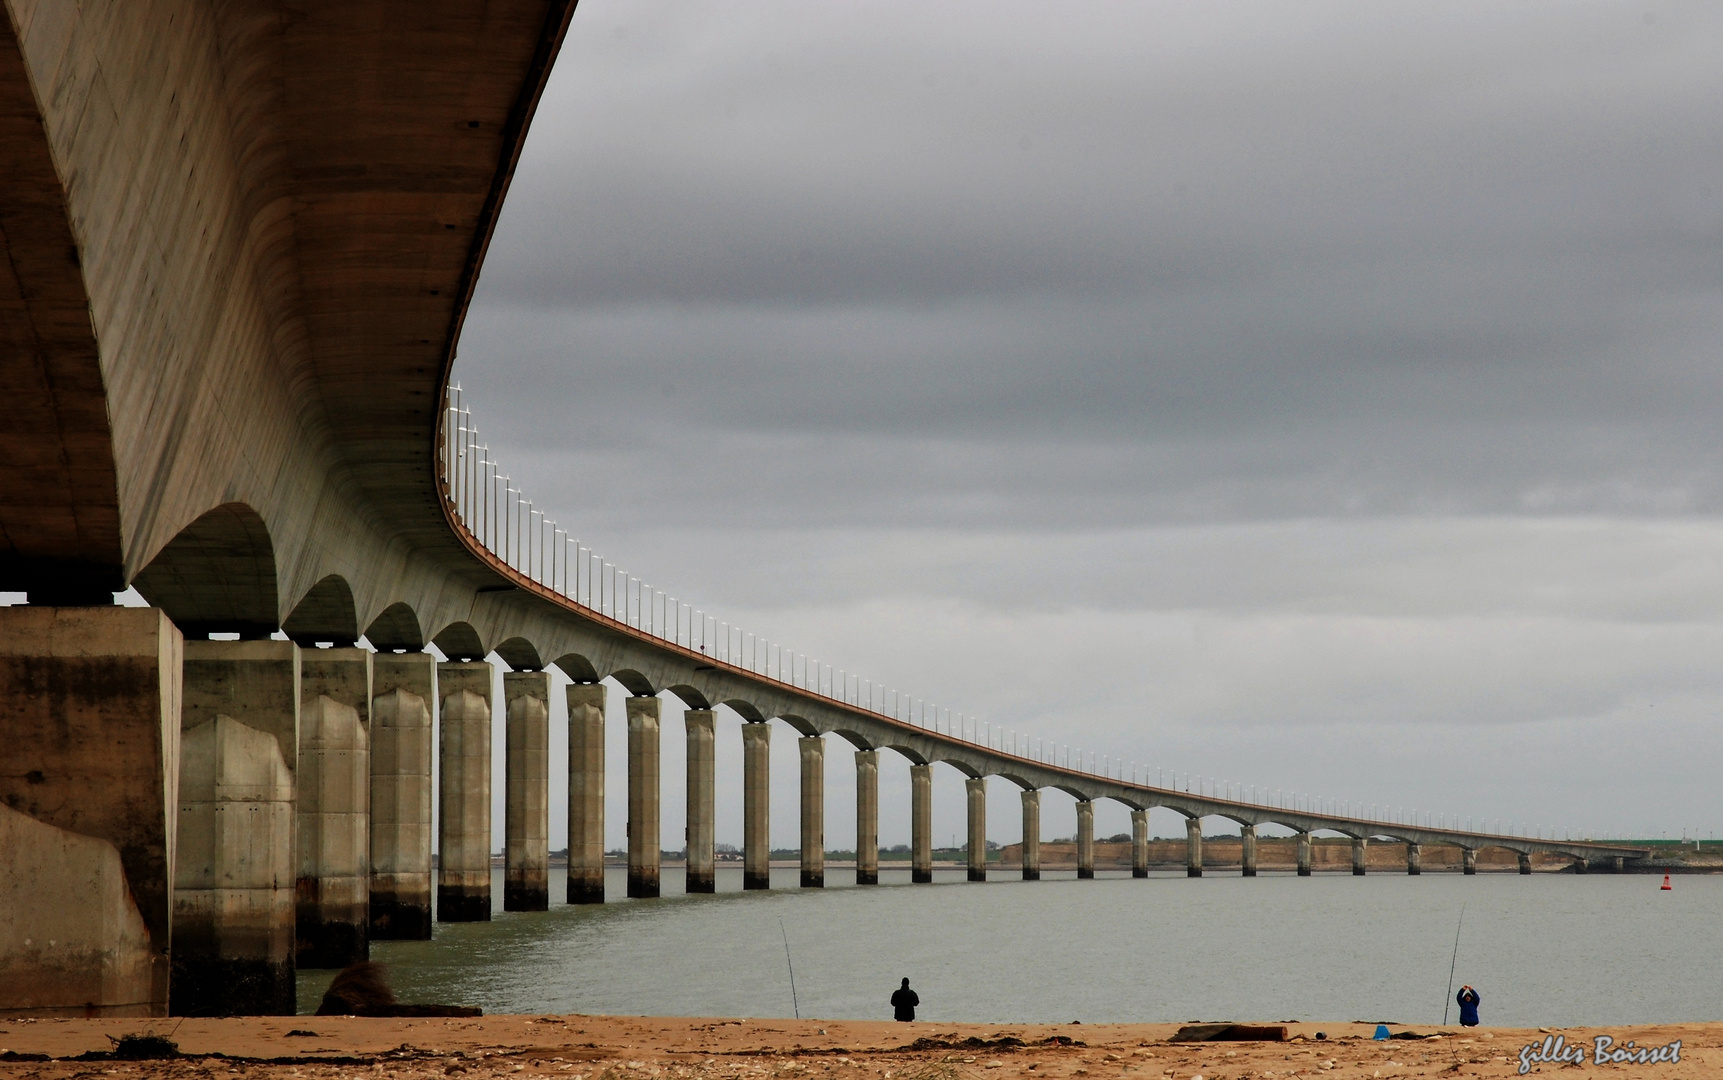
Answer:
454;0;1723;852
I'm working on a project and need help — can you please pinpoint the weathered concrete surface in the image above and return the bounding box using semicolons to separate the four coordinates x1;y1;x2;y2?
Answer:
0;0;1639;937
1076;800;1095;879
1464;847;1477;875
369;654;434;940
1241;823;1258;878
910;764;932;884
742;723;770;891
1351;836;1368;876
1407;841;1422;875
437;663;492;921
684;710;716;894
173;716;294;1015
854;750;878;886
799;736;825;888
0;607;180;1017
1185;816;1203;878
626;696;661;899
175;639;299;1013
0;0;580;630
0;803;157;1018
1021;789;1041;880
296;649;370;967
966;777;987;882
1298;831;1312;876
1131;809;1148;878
566;683;605;904
503;671;550;911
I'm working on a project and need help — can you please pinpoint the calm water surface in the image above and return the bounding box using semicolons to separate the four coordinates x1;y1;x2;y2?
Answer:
298;867;1721;1027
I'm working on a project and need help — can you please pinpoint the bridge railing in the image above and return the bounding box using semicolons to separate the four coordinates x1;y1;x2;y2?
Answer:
442;385;1606;845
443;385;1038;750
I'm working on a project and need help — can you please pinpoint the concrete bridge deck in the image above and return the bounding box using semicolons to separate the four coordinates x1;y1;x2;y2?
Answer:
0;0;1652;1021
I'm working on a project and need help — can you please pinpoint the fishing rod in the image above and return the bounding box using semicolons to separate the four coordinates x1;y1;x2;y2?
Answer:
1442;904;1466;1025
779;917;800;1020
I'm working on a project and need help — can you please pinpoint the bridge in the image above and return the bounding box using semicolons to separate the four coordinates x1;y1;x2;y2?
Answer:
0;2;1648;1021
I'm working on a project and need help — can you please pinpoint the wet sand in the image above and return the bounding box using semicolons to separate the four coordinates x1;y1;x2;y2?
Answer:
0;1016;1715;1079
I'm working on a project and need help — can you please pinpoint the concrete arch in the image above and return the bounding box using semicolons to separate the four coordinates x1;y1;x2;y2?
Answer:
665;684;712;710
364;601;424;652
431;620;485;662
993;771;1039;791
283;574;359;646
720;697;765;723
772;712;819;737
878;742;929;766
934;756;982;779
1050;783;1095;801
1309;826;1363;840
828;728;875;751
494;635;542;671
132;502;278;638
550;652;599;683
609;668;657;697
1473;842;1531;859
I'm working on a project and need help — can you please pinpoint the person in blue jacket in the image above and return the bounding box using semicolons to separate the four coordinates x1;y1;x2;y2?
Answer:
1456;985;1481;1027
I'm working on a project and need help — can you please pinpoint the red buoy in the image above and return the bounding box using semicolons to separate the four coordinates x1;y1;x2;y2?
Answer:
1660;874;1672;891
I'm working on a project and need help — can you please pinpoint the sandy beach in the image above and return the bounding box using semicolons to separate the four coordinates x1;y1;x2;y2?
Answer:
0;1015;1713;1080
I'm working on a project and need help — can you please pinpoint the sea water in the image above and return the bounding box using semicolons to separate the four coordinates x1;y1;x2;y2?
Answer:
297;867;1721;1027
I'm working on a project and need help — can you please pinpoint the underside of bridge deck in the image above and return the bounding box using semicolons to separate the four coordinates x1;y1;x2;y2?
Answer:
0;0;1656;1023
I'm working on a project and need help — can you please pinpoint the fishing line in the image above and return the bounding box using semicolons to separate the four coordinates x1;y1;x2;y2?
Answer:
1442;904;1466;1025
779;916;800;1020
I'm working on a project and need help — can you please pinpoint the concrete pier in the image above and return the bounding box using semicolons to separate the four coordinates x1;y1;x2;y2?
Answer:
369;653;434;940
1185;816;1203;877
0;606;180;1014
1076;800;1095;879
296;649;371;968
743;723;771;890
437;662;492;921
175;640;298;1015
1021;789;1041;880
1518;852;1533;875
910;764;933;883
685;710;716;894
626;696;661;899
1131;809;1149;878
854;750;879;885
503;671;550;911
799;736;825;888
1406;842;1422;875
1241;823;1258;877
966;777;987;882
1351;836;1368;876
1297;831;1312;876
566;684;606;904
1463;847;1477;875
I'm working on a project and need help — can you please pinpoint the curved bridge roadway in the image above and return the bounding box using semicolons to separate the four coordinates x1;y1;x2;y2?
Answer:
0;0;1649;1021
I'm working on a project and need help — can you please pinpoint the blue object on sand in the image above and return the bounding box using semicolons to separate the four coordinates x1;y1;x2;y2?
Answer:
1374;1025;1391;1040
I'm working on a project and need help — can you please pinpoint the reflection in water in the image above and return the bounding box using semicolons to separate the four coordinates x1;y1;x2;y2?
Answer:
299;867;1720;1026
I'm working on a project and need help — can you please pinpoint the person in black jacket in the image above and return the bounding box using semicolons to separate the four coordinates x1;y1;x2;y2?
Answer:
890;978;919;1022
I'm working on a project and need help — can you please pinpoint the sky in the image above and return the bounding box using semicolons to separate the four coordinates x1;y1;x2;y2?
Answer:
449;0;1723;852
